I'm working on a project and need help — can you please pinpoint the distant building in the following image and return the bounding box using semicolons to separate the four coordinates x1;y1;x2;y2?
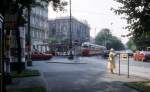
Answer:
29;5;49;52
48;17;90;45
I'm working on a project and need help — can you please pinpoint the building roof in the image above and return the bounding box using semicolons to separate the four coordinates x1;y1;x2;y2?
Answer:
48;16;90;28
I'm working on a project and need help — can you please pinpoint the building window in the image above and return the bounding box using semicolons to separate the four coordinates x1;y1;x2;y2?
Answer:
33;17;35;25
40;31;42;39
52;28;56;35
36;31;38;38
34;31;36;38
38;31;40;39
33;45;35;49
33;30;35;38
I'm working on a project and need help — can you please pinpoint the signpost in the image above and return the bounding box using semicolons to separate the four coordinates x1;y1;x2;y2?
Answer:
73;40;79;62
119;52;130;78
120;53;128;61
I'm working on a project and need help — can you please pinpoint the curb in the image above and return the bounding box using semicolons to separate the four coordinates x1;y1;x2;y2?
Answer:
46;61;87;64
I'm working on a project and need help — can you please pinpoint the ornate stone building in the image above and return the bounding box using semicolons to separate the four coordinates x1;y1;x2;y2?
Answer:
48;17;90;53
48;17;90;45
30;6;49;52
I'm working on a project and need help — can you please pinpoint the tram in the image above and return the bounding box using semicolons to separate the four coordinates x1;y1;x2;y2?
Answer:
81;42;106;56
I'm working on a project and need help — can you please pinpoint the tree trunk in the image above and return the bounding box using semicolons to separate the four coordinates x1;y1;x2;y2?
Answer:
15;26;22;74
1;12;6;92
15;7;23;74
27;6;32;66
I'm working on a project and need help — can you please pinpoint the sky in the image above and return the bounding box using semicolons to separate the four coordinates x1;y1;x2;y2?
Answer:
48;0;130;44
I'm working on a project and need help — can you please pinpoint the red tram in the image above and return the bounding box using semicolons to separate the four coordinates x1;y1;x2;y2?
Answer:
81;42;106;56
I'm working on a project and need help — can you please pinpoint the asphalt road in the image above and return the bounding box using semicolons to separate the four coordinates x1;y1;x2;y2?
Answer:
31;56;150;92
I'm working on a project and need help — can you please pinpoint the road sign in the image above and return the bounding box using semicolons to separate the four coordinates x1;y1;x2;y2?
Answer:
73;40;79;45
120;53;128;61
118;53;130;78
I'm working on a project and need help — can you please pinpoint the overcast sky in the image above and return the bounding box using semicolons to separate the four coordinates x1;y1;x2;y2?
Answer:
48;0;130;44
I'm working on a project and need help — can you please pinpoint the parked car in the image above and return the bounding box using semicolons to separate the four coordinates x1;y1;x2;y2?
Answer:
133;51;150;62
31;52;52;61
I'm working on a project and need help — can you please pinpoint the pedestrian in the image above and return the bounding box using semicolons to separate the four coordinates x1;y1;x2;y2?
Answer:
107;48;116;74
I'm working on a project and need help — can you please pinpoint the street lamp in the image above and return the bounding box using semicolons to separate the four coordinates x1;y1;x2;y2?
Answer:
68;0;74;60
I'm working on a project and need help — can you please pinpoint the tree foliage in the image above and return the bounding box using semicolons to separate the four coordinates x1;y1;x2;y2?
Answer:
133;35;150;50
126;38;137;51
112;0;150;37
95;28;111;46
0;0;67;73
0;0;67;26
95;28;124;50
1;0;67;13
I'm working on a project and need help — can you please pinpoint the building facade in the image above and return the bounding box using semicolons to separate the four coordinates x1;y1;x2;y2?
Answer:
48;17;90;46
48;17;90;53
29;6;49;52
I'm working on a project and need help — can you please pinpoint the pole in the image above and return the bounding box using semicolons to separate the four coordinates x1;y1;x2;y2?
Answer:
94;28;96;37
119;54;120;75
68;0;73;60
104;30;107;48
127;53;129;78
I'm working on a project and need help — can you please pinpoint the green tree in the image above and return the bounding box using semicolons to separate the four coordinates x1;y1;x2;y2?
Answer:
133;35;150;50
0;1;67;91
0;0;67;72
0;0;67;14
112;0;150;37
95;28;124;50
126;38;137;51
108;36;125;50
126;35;150;51
95;28;111;46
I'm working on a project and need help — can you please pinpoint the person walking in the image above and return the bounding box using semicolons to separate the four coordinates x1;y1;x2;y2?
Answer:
107;48;116;74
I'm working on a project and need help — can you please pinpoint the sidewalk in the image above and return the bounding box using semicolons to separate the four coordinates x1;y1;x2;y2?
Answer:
6;67;48;92
6;72;148;92
115;63;150;80
85;73;148;92
6;76;45;89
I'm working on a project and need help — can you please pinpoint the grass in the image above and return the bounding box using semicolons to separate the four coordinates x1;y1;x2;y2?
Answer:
124;81;150;92
11;70;40;78
7;86;46;92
